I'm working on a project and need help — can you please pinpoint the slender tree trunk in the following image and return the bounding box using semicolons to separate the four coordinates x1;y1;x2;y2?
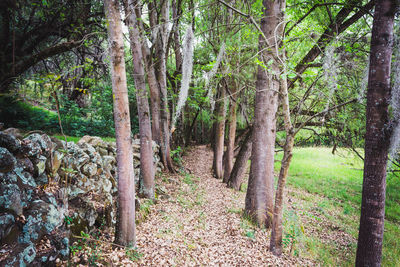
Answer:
185;108;200;145
104;0;135;246
270;133;294;254
213;84;226;179
172;0;183;77
154;0;175;173
124;0;155;199
146;53;161;145
271;63;294;255
133;2;162;157
223;82;237;183
245;0;285;228
228;128;252;190
356;1;395;266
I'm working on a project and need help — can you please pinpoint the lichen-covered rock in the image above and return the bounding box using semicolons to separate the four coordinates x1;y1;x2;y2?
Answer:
0;184;23;215
65;142;90;170
17;157;34;174
1;132;162;265
2;127;23;139
78;135;107;149
0;214;15;241
81;162;97;177
24;133;53;158
0;147;16;173
47;149;64;176
0;133;69;266
0;131;21;154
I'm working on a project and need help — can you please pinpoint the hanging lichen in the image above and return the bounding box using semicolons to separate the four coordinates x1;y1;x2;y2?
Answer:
389;22;400;164
172;25;194;130
205;43;226;112
323;44;339;112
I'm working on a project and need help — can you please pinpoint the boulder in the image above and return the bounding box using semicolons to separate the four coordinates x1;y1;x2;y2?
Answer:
0;147;16;173
0;131;21;154
2;128;23;139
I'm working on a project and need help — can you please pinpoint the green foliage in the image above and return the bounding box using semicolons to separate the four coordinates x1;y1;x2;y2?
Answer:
245;230;255;239
1;79;140;137
136;199;154;224
282;209;305;256
171;146;183;166
125;247;143;262
0;96;60;133
64;215;73;226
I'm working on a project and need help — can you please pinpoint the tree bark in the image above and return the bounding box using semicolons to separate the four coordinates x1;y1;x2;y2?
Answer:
171;0;183;78
134;3;162;146
244;0;285;228
270;61;294;255
213;84;226;179
124;0;155;199
227;128;252;191
223;80;237;183
104;0;135;246
153;0;175;172
356;1;395;266
146;52;162;145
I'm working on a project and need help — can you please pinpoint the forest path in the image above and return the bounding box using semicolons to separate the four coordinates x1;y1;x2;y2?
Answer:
134;145;312;266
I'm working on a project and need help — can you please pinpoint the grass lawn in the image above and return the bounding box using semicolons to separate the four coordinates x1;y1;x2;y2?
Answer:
275;147;400;266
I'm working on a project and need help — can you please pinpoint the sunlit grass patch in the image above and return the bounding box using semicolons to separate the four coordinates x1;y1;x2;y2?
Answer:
275;147;400;266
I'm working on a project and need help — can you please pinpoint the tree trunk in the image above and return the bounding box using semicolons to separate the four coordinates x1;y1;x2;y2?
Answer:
146;53;161;145
185;108;201;145
271;62;294;255
223;82;237;183
134;4;162;146
356;1;395;266
270;133;294;255
227;128;252;191
104;0;135;246
124;0;155;199
171;0;183;78
154;0;175;173
213;84;226;179
244;0;285;228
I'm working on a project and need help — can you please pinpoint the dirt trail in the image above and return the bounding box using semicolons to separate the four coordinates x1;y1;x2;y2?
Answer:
135;145;313;266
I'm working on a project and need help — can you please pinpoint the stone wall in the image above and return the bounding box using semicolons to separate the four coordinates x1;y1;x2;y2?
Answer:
0;129;162;266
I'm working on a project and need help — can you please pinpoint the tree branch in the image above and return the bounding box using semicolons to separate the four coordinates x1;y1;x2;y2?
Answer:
288;0;375;89
294;98;357;134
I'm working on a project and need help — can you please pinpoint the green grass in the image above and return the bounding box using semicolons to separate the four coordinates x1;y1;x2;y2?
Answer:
274;147;400;266
0;96;118;137
52;135;81;143
52;135;116;143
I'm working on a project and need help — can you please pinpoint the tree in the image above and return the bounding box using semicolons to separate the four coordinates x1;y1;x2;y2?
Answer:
152;0;176;172
212;83;226;179
0;0;103;93
227;127;252;190
270;53;293;256
104;0;135;246
124;0;155;199
245;0;285;227
223;78;238;183
288;0;375;90
356;1;397;265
